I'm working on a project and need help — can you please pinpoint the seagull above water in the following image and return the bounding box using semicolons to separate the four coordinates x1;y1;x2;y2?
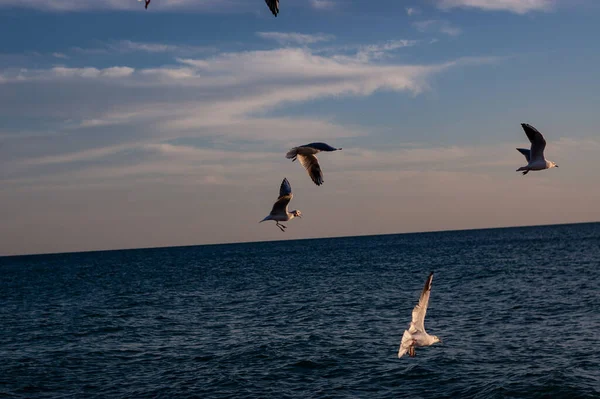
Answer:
260;178;301;232
286;142;342;186
265;0;279;16
398;272;441;358
516;123;558;175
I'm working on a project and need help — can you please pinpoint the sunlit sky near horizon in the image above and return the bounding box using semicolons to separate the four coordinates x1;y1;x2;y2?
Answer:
1;0;600;256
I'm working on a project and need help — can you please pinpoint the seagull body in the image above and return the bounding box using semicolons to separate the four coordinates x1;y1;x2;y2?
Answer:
516;123;558;175
398;272;441;358
265;0;279;16
286;142;342;186
260;178;301;232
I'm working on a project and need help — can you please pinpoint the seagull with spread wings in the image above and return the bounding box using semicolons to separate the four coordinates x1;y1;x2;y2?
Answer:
265;0;279;16
286;142;342;186
398;272;441;358
260;178;302;232
516;123;558;175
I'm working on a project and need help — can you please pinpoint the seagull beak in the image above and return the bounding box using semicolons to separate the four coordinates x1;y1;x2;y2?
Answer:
338;148;343;150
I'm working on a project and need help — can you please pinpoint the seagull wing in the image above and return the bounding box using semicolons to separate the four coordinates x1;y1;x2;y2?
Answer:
301;142;338;152
521;123;546;161
297;154;324;186
516;148;531;162
398;330;413;358
408;272;433;334
270;178;292;215
265;0;279;16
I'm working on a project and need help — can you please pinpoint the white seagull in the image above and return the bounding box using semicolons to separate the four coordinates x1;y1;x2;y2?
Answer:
516;123;558;175
398;272;441;358
260;178;301;232
265;0;279;16
286;142;342;186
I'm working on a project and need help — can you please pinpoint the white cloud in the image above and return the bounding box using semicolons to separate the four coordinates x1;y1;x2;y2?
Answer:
0;66;135;83
406;7;420;16
413;20;462;36
310;0;336;10
436;0;555;14
52;52;69;59
257;32;335;45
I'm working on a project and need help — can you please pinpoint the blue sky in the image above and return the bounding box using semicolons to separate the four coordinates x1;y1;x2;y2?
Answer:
1;0;599;255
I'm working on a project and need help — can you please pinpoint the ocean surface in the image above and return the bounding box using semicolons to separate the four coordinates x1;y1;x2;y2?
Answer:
1;222;599;398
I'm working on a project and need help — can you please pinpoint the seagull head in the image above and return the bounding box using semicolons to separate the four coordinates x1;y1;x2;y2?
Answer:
433;336;442;344
552;162;558;168
292;210;302;218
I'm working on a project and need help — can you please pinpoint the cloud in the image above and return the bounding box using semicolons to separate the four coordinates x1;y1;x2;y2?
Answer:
111;40;212;54
256;32;335;46
406;7;420;16
436;0;555;14
52;52;69;59
310;0;336;10
413;20;462;36
0;0;238;12
0;66;135;83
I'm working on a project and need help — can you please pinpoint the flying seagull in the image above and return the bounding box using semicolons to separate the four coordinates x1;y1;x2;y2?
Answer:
260;178;301;232
265;0;279;16
398;272;441;358
286;142;342;186
138;0;151;9
516;123;558;175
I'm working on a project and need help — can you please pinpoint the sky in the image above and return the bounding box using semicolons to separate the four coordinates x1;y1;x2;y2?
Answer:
1;0;599;256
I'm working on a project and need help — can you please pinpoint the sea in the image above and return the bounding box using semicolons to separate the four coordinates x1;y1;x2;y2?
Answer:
1;222;599;398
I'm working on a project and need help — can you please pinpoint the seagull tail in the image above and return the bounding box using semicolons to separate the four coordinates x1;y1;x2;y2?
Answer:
259;215;272;223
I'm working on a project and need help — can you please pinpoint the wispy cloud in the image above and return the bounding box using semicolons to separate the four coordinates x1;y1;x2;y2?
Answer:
436;0;555;14
256;32;335;46
71;40;213;56
413;19;462;36
52;52;69;59
310;0;336;10
0;44;497;173
111;40;212;54
0;66;135;83
0;0;238;12
406;7;420;16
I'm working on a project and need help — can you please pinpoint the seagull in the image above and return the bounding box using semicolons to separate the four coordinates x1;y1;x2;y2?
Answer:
516;123;558;175
260;178;301;232
265;0;279;16
138;0;151;9
286;142;342;186
398;272;441;358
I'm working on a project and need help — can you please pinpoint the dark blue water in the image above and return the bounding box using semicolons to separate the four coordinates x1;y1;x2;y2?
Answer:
1;223;600;398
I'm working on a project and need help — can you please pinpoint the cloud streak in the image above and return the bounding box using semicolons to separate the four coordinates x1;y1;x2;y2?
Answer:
436;0;555;14
257;32;335;45
0;0;237;12
413;20;462;36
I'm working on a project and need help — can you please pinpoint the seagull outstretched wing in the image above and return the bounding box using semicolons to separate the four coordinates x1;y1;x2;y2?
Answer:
265;0;279;16
297;154;324;186
408;272;433;334
521;123;546;162
270;178;292;215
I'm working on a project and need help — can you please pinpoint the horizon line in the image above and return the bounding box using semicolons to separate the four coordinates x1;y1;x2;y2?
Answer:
2;220;598;259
